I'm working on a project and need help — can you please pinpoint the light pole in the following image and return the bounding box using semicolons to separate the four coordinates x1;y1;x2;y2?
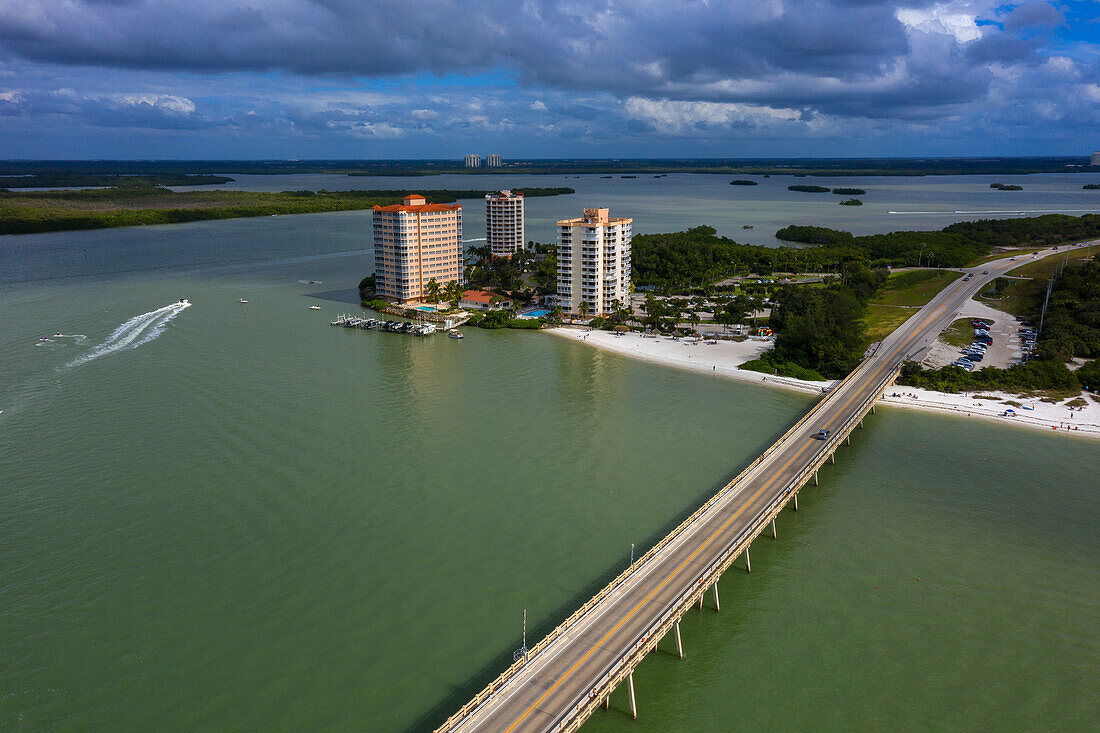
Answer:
630;543;635;567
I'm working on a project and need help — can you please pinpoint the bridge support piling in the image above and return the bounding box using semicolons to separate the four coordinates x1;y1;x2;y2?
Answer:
771;518;777;539
813;471;818;486
846;434;851;446
627;671;637;719
872;404;876;415
793;492;799;511
713;582;720;611
830;452;835;464
605;695;609;709
860;418;864;429
744;547;752;573
674;621;683;658
698;593;703;610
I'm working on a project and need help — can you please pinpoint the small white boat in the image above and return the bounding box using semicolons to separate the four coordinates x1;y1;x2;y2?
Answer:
239;298;248;304
308;305;322;311
448;330;464;339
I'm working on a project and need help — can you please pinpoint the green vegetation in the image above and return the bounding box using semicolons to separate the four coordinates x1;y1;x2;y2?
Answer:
941;318;976;347
901;258;1100;395
990;182;1023;190
788;185;830;193
858;272;959;350
0;185;574;235
768;281;875;377
873;270;961;307
838;198;863;206
899;360;1081;397
776;214;1100;268
740;356;826;381
832;187;866;195
466;312;544;329
729;180;758;186
0;174;233;187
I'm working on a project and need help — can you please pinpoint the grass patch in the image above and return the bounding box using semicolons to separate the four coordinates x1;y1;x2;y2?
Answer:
942;317;976;347
740;355;826;381
871;269;961;307
860;305;913;351
1006;246;1093;278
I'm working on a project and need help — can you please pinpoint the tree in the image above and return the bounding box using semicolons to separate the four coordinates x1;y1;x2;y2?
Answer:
445;280;463;307
578;300;591;319
549;305;564;324
424;278;441;303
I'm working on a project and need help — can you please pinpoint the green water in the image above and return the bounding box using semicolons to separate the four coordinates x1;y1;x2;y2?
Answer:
1;203;1097;731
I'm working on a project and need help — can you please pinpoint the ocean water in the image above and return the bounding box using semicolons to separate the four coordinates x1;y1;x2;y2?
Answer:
1;179;1097;731
180;171;1100;247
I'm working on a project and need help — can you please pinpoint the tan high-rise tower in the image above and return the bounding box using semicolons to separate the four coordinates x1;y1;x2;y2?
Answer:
556;207;632;316
372;195;463;303
485;190;525;258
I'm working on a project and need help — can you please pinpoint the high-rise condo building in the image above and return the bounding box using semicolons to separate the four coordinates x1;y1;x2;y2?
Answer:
1091;151;1100;167
465;154;481;168
372;195;463;303
486;154;503;167
485;190;525;258
556;207;632;316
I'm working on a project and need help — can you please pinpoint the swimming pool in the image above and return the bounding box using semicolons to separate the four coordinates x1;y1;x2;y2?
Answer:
524;309;550;318
415;306;436;312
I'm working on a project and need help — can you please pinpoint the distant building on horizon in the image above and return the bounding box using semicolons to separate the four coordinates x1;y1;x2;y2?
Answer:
465;154;481;168
372;194;462;303
556;207;632;317
486;154;503;167
485;190;525;258
1091;151;1100;167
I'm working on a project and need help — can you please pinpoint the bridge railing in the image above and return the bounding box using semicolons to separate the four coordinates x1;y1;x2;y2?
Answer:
549;362;903;732
434;360;882;732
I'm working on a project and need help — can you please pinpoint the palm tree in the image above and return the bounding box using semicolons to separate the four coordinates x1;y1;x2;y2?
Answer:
549;305;564;323
424;278;441;303
578;300;591;320
445;281;463;308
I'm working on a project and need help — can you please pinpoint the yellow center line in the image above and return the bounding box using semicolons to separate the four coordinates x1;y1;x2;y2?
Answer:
498;281;965;733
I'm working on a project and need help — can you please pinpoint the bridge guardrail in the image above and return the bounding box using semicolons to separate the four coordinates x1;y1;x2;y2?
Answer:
435;359;883;732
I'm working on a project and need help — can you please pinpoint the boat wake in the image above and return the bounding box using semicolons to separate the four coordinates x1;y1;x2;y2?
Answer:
65;300;191;367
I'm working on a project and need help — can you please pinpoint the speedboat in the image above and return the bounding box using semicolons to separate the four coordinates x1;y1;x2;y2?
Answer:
448;330;464;339
239;298;248;304
308;305;322;310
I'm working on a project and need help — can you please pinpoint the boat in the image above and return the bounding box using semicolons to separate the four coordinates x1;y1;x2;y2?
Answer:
308;305;322;310
448;330;464;339
239;298;248;303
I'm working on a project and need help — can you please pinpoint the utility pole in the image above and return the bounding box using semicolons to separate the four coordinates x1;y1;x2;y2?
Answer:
1038;276;1053;337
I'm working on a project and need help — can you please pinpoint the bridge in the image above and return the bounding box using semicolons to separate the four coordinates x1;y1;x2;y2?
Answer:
434;250;1063;733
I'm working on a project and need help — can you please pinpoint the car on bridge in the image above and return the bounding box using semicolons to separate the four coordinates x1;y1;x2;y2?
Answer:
815;429;830;440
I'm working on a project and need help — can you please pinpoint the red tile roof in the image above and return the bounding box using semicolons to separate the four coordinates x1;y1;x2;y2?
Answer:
373;202;462;213
461;289;509;304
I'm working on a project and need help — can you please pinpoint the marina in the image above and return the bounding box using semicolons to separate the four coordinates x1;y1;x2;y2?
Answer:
330;313;442;336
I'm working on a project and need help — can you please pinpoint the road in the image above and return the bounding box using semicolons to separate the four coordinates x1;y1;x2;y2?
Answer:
443;246;1074;733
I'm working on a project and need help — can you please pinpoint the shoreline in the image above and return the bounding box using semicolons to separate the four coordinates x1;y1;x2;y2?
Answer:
545;326;1099;439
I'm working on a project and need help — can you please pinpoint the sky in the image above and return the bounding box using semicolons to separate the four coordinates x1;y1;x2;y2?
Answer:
0;0;1097;159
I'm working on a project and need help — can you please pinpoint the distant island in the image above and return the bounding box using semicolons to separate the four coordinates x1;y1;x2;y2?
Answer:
990;182;1023;190
788;185;831;193
0;174;233;188
0;186;574;235
832;187;866;195
839;198;863;206
1084;184;1100;190
729;179;758;186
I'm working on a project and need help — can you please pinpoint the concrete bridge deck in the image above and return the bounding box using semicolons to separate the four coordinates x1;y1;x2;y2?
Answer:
435;249;1068;733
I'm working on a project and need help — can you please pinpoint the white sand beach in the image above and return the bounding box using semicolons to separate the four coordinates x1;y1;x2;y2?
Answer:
546;326;1100;439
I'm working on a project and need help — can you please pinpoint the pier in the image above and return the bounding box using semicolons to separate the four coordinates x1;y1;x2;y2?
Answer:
330;313;468;335
434;257;1034;733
